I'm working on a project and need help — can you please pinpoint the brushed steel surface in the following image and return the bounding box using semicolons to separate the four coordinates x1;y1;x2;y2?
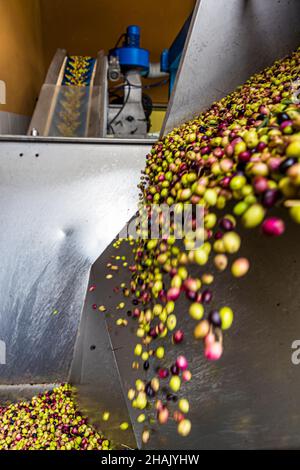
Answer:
81;240;144;448
44;49;67;85
86;208;300;449
0;136;155;145
28;49;67;136
0;140;150;385
162;0;300;135
29;49;109;138
0;384;59;405
70;261;138;449
88;51;108;138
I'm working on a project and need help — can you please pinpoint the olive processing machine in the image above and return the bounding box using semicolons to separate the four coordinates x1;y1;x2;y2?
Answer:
1;0;300;449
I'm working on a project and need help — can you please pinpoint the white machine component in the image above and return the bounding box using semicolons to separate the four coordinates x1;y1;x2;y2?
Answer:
108;70;148;137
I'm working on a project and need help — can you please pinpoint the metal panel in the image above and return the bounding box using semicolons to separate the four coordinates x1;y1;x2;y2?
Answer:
0;139;150;385
85;209;300;449
28;49;67;136
0;136;155;145
70;262;138;449
29;49;109;138
75;240;144;448
88;51;108;137
0;112;30;136
162;0;300;135
44;49;67;85
0;384;59;405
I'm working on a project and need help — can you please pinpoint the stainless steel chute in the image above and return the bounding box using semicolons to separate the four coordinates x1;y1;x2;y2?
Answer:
163;0;300;135
1;0;300;450
0;136;152;448
28;50;108;138
75;212;300;449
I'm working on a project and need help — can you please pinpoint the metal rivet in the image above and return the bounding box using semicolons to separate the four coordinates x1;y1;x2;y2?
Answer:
31;128;39;137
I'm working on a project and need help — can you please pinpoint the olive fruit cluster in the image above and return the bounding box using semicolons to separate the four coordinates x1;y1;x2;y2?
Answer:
110;46;300;443
0;384;110;450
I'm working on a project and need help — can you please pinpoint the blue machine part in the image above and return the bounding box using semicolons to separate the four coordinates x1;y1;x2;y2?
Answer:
126;25;140;47
160;49;169;74
110;25;149;72
160;13;192;95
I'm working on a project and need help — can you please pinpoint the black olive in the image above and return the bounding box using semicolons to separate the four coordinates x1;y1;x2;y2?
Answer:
202;289;213;304
279;157;298;174
186;290;197;301
209;310;222;327
145;383;155;397
277;112;289;124
170;364;179;375
262;189;280;208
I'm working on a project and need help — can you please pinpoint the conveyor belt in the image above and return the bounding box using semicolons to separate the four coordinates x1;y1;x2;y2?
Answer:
28;50;107;137
48;56;96;137
62;56;96;86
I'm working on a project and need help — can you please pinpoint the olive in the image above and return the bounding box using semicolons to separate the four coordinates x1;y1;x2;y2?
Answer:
145;384;155;398
262;189;280;208
209;310;222;327
202;289;213;304
277;112;289;124
108;47;300;444
279;157;298;174
170;364;180;375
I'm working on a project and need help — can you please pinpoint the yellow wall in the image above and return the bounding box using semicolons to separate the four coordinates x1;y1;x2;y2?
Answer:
0;0;45;115
150;109;166;133
40;0;195;103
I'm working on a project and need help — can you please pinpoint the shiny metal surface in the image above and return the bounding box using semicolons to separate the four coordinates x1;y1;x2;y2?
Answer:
0;384;59;405
70;260;137;449
28;49;67;136
78;241;143;448
44;49;67;85
89;51;108;137
29;49;109;138
87;209;300;449
0;140;150;386
163;0;300;135
0;136;155;145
